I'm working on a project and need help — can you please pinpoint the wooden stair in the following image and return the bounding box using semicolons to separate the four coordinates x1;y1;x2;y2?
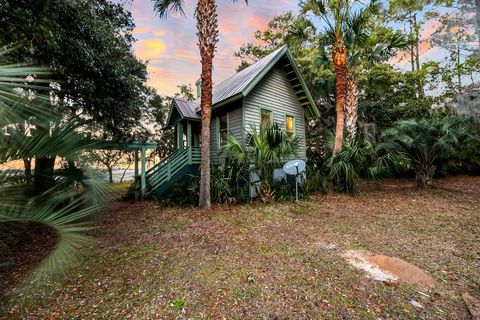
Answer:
146;147;201;197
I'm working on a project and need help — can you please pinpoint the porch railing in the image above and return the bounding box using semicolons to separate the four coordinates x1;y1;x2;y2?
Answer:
146;147;201;194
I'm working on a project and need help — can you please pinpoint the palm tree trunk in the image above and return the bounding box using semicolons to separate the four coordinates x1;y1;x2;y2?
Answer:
23;158;32;181
415;164;436;188
345;69;359;142
332;36;348;156
196;0;218;209
34;156;56;192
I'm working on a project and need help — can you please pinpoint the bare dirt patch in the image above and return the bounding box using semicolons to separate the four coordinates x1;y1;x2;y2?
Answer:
342;250;436;288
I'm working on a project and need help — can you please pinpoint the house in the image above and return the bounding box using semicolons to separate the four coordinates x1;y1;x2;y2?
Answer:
146;45;320;197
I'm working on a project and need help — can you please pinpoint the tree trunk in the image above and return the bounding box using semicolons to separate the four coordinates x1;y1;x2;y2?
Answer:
409;15;415;72
415;164;436;188
345;69;359;142
332;35;348;156
457;44;462;93
413;14;421;72
23;158;32;181
475;0;480;47
196;0;218;209
107;166;113;184
34;156;56;192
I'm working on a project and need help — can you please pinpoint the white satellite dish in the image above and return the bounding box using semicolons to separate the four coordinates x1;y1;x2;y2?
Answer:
283;159;306;201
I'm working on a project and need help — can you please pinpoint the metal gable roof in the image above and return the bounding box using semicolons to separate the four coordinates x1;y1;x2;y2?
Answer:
174;98;200;119
166;45;319;125
209;45;287;105
165;98;200;127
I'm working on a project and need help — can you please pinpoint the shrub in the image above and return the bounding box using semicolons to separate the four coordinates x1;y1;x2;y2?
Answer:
220;123;300;201
376;117;472;187
322;139;379;194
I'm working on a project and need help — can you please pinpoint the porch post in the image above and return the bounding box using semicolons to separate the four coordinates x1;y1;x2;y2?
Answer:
134;150;139;176
187;121;192;148
141;147;146;200
134;150;139;200
177;122;183;150
194;129;199;147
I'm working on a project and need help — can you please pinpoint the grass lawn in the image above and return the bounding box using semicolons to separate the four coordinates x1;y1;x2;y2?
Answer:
1;176;479;319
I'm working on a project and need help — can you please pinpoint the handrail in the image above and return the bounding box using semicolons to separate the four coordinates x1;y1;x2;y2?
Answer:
146;147;201;194
146;149;180;176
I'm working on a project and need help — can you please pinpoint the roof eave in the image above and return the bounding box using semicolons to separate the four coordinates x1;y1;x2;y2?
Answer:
240;46;288;97
212;92;244;110
235;45;320;120
166;99;201;127
284;49;320;120
165;100;177;127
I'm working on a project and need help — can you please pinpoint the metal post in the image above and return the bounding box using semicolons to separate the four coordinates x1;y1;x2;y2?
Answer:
295;167;299;202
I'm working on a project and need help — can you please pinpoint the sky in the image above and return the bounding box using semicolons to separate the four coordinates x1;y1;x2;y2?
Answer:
121;0;464;96
122;0;298;95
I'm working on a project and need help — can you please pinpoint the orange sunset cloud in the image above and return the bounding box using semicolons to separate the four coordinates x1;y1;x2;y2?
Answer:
134;38;166;61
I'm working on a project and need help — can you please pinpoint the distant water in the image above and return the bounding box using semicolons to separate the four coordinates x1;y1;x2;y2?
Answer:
0;168;136;183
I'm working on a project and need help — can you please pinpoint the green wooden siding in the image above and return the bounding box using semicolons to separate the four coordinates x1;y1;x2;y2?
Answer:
228;106;243;141
243;65;307;159
209;104;243;164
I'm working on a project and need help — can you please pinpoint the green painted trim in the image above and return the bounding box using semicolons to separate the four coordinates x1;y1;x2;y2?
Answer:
260;108;274;130
241;99;245;146
145;147;202;195
284;49;320;119
166;100;200;127
124;142;157;150
216;112;229;152
216;116;220;150
186;121;192;147
242;46;288;97
177;122;183;150
134;150;139;176
213;92;243;109
141;147;146;199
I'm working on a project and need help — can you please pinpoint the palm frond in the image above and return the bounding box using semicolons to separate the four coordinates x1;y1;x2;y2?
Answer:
152;0;185;18
0;48;115;285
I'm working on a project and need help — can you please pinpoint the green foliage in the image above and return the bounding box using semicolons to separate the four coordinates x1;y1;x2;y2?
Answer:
167;177;198;205
0;55;114;284
302;168;331;194
359;64;434;132
222;123;299;181
220;124;300;201
323;139;379;194
438;120;480;175
170;299;185;310
0;0;149;137
377;117;473;187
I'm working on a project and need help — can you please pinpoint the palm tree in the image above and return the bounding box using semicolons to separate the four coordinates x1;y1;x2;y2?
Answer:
301;0;381;155
153;0;247;209
343;30;407;141
376;117;471;187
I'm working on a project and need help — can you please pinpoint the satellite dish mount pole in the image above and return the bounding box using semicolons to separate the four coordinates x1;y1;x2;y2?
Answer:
295;165;299;202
